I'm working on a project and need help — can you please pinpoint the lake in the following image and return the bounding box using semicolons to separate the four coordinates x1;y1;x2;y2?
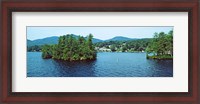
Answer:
27;52;173;77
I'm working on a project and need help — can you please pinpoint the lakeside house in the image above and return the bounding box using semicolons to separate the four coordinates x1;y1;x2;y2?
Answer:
95;47;111;52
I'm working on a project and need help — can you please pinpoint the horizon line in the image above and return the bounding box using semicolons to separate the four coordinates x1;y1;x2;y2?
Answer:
27;35;154;41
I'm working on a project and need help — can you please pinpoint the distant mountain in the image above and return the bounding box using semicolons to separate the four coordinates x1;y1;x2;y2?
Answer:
105;36;134;42
27;35;103;47
92;38;103;43
27;36;59;47
27;35;145;47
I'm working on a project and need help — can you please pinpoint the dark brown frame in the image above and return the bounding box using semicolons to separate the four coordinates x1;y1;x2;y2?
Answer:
1;0;199;103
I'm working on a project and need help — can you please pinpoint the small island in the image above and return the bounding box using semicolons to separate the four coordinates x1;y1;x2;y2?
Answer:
41;34;97;61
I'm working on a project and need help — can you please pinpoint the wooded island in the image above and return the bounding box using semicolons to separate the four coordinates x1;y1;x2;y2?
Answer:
41;34;97;61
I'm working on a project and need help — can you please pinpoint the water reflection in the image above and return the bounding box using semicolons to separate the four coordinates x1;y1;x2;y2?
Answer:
50;60;97;77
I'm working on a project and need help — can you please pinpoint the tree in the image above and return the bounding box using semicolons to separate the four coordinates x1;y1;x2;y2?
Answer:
41;44;53;59
87;34;93;50
122;46;127;52
110;45;116;52
167;30;173;56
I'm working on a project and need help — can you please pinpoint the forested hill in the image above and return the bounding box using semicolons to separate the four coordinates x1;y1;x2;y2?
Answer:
27;35;146;52
105;36;133;41
27;34;103;47
27;36;58;47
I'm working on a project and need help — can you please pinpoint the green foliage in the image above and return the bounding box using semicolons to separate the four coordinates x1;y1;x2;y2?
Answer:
41;44;53;59
147;54;173;59
146;30;173;59
41;34;97;61
110;45;116;52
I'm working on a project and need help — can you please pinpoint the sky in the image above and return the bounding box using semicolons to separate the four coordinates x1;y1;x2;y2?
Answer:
27;26;173;41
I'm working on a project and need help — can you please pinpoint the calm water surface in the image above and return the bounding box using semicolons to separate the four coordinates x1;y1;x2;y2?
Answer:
27;52;173;77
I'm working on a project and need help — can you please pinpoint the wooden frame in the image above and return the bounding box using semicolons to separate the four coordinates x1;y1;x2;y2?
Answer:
1;0;199;103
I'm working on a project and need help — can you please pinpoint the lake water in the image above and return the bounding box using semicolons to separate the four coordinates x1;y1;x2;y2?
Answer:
27;52;173;77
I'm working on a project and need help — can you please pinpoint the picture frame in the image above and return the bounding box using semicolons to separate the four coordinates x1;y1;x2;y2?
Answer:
1;0;199;103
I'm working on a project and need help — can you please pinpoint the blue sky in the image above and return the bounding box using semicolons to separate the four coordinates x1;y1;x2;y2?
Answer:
27;26;173;40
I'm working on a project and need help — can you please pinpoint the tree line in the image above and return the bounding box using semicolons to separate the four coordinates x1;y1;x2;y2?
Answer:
41;34;97;61
94;39;151;52
27;45;42;52
27;39;152;53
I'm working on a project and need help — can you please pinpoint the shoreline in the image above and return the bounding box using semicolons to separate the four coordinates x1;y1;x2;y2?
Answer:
146;55;173;60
